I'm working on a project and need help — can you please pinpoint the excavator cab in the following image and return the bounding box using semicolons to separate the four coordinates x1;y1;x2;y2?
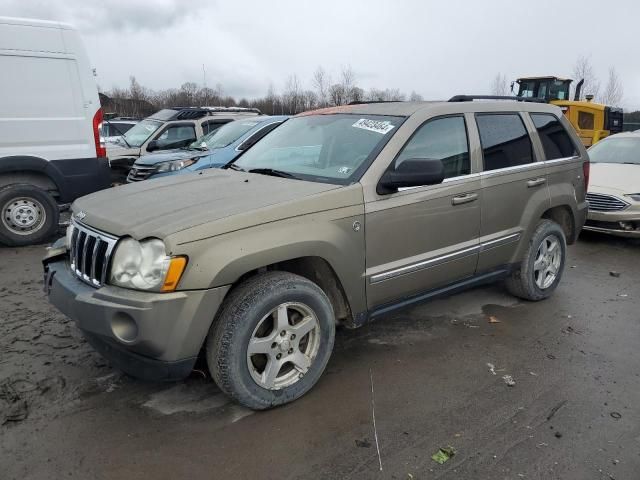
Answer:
514;76;573;102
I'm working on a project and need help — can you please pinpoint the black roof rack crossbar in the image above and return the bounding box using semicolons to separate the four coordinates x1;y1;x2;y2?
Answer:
448;95;546;103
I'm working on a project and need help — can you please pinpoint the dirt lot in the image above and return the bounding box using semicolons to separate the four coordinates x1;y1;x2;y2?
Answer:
1;232;639;480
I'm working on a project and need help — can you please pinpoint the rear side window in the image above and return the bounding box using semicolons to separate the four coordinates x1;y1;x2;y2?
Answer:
202;120;230;135
395;116;470;178
530;113;578;160
476;113;534;171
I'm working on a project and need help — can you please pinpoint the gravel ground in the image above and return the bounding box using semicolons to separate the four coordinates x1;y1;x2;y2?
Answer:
1;231;639;479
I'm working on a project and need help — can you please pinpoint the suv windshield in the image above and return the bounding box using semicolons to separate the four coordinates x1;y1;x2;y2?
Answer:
122;119;163;148
588;137;640;165
190;120;260;150
233;114;403;184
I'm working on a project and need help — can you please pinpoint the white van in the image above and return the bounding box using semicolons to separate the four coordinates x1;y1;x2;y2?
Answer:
0;16;110;246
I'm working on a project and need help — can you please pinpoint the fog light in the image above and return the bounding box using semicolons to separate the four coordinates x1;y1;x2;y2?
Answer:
111;312;138;343
619;222;634;231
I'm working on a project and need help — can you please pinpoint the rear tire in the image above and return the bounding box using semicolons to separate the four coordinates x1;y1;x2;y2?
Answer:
207;271;336;410
506;219;567;301
0;184;59;246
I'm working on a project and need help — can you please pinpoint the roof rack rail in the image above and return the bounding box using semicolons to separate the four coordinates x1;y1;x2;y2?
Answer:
347;100;404;105
448;95;546;103
167;106;262;121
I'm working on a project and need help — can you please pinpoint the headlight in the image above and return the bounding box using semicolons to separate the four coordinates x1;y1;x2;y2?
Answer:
155;158;198;173
109;238;187;292
628;194;640;202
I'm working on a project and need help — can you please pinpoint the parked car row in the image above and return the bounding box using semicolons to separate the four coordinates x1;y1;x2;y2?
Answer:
107;106;265;183
127;115;287;182
2;14;637;414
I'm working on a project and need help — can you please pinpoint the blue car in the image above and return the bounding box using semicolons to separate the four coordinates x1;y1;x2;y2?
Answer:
126;115;288;182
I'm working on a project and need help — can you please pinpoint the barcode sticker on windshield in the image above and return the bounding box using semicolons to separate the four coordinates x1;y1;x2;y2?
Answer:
352;118;395;135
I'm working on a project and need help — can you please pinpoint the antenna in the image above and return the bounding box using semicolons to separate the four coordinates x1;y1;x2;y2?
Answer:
202;64;206;89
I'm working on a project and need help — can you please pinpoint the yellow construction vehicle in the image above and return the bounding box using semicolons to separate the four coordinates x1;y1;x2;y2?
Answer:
513;76;623;146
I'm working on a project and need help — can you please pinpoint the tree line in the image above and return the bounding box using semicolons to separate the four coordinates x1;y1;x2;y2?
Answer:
101;65;424;118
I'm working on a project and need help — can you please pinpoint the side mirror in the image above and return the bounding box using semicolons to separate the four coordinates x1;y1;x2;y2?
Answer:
377;158;445;195
146;140;159;152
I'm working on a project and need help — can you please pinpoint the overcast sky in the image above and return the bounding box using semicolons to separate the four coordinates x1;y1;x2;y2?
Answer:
3;0;640;109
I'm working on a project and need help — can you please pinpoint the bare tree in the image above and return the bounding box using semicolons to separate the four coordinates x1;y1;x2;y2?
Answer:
340;65;358;103
601;67;623;105
312;66;330;107
366;87;405;102
283;74;303;113
180;82;199;106
490;73;508;96
409;91;424;102
329;83;346;106
572;55;600;101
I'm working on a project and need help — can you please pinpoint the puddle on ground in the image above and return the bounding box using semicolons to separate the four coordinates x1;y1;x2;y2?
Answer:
143;382;233;415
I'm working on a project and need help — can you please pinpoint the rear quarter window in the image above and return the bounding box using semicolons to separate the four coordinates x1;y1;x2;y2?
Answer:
530;113;578;160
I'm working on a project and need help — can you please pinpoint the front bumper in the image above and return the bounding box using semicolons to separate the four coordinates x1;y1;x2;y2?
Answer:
43;253;230;381
585;205;640;238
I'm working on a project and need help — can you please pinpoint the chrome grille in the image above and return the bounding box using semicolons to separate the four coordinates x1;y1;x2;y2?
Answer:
586;193;629;212
69;220;118;287
127;165;156;182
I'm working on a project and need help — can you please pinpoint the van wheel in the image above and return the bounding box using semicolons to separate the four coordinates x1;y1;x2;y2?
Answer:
0;184;59;246
207;272;335;410
506;219;567;301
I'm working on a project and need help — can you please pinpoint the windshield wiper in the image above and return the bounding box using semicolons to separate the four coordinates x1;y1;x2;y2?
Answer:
118;135;131;148
248;168;299;179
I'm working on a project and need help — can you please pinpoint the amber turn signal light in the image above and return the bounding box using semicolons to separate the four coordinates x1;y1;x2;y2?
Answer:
161;256;187;292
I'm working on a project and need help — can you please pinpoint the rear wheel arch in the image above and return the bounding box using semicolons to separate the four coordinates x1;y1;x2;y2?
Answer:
542;205;576;244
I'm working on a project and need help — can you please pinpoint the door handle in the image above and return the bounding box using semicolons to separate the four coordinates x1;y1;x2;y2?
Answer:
527;177;547;188
452;193;478;205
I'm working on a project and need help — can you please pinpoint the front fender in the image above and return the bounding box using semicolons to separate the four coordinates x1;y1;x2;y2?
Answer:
174;206;367;318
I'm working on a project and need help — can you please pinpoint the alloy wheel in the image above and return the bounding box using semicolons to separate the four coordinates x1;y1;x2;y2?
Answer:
246;302;321;390
533;235;562;289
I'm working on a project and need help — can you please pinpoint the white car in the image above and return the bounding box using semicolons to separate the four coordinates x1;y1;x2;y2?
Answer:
584;132;640;237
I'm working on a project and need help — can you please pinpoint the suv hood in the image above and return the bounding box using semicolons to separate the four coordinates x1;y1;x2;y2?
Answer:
107;143;141;159
73;169;345;240
590;163;640;194
135;149;212;166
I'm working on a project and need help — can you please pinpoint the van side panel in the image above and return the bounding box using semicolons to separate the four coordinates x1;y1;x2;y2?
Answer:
0;54;91;160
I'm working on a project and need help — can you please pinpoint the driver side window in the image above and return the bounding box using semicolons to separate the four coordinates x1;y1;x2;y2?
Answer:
395;116;470;178
157;125;196;142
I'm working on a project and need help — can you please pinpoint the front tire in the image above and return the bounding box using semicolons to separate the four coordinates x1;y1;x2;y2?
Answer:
506;219;567;301
0;184;59;246
207;272;336;410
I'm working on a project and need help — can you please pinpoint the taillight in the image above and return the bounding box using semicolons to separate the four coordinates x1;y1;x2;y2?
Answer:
582;161;590;191
92;108;107;158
